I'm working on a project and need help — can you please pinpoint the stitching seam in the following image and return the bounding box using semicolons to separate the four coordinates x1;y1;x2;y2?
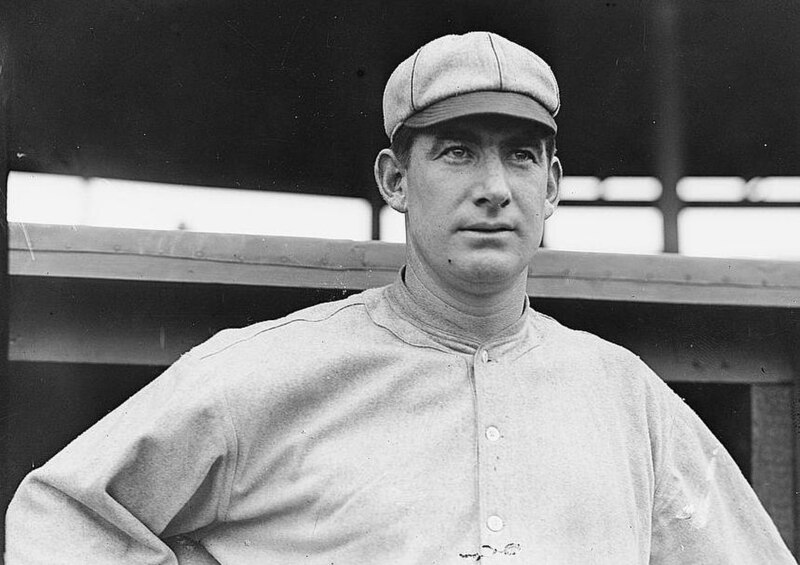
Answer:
487;33;504;89
409;47;423;111
198;301;365;360
217;387;240;522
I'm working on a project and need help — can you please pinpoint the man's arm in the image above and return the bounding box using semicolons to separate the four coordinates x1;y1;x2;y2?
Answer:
650;391;796;563
5;359;236;564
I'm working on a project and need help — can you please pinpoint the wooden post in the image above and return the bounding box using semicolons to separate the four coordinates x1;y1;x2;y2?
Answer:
370;196;382;241
651;0;683;253
791;318;800;558
0;20;12;553
751;383;796;552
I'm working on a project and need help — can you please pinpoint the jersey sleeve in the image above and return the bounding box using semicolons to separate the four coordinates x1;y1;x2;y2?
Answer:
650;389;796;564
4;355;238;565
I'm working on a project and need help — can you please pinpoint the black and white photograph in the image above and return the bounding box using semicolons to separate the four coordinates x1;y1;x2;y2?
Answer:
1;1;799;563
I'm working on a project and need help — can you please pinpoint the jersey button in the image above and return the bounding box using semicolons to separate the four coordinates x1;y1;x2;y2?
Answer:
485;426;501;441
480;349;489;363
487;515;504;532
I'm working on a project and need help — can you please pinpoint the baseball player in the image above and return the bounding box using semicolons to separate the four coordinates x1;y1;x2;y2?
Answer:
6;32;795;564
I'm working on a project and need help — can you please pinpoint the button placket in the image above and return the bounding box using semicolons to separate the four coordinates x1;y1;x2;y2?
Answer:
473;346;515;550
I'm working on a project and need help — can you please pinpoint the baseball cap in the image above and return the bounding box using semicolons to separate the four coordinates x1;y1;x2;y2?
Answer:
382;32;560;141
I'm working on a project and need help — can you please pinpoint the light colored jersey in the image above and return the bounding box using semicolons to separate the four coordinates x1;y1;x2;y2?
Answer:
6;277;795;564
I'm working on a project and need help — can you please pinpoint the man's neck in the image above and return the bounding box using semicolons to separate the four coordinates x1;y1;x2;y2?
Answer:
402;262;528;344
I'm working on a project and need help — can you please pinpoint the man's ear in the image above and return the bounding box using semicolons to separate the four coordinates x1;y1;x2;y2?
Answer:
544;156;562;219
374;149;408;213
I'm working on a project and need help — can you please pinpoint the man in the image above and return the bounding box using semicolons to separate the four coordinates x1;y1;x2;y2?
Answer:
5;32;795;564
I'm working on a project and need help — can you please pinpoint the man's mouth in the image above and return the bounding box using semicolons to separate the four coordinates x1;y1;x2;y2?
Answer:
461;222;514;233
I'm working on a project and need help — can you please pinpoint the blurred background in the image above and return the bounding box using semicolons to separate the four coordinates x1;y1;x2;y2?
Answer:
3;0;800;259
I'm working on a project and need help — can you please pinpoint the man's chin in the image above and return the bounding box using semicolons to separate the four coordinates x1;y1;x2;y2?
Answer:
450;258;527;290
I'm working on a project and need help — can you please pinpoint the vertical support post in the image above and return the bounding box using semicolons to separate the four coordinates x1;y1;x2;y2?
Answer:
651;0;683;253
334;1;385;243
370;196;382;241
0;21;11;553
791;316;800;559
751;383;795;552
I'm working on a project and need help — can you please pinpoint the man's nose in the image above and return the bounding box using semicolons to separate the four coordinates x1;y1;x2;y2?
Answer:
474;157;511;208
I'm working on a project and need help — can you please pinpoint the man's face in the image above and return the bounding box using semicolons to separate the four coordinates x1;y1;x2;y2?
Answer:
394;114;560;297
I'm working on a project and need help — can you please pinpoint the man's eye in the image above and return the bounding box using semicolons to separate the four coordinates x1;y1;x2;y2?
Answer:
511;149;536;162
443;146;470;159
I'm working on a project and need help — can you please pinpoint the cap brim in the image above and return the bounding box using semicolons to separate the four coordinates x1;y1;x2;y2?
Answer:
403;91;557;134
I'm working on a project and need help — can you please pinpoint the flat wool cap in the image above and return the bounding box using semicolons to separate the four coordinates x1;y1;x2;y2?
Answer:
383;31;560;141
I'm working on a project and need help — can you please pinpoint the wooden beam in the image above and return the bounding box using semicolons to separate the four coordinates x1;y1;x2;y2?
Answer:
7;225;800;372
8;223;403;289
752;384;795;552
9;224;800;308
8;278;232;366
8;274;798;385
619;330;795;385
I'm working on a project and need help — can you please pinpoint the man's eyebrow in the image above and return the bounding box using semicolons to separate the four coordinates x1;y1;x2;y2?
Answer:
503;131;547;147
424;127;547;158
502;133;547;155
424;128;481;159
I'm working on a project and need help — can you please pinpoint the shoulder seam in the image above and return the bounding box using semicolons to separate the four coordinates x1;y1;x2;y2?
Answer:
197;300;366;361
